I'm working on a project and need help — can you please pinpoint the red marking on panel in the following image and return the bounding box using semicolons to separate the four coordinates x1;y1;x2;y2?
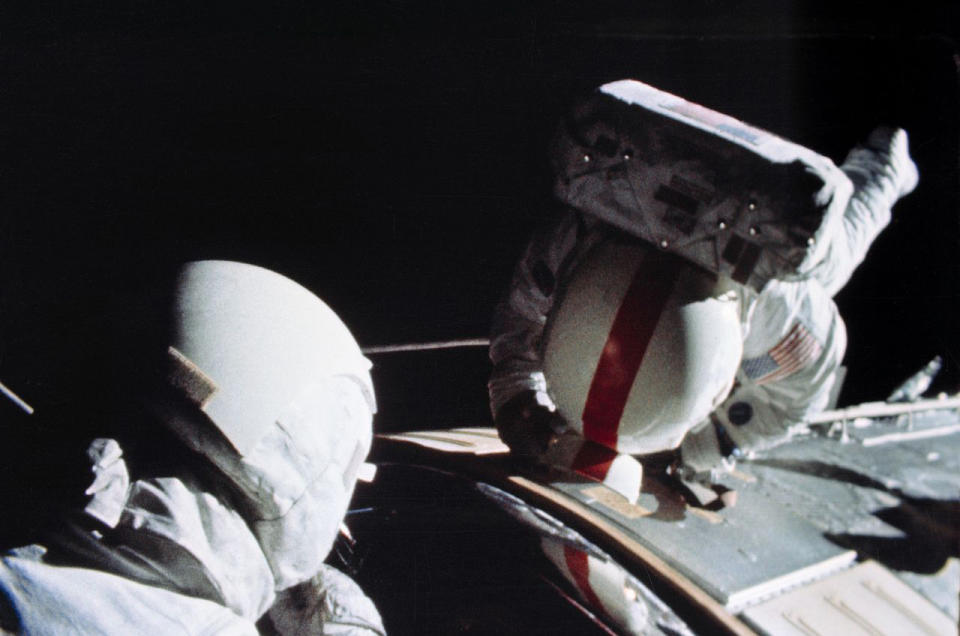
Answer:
581;251;680;447
563;545;605;612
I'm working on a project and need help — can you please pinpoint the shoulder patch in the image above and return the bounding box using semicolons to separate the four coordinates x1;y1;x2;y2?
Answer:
741;322;822;385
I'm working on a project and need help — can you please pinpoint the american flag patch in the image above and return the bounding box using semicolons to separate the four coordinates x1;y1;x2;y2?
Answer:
742;322;822;385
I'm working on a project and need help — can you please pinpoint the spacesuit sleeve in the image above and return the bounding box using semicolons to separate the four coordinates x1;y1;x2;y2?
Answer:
811;127;918;297
720;129;915;451
0;546;261;636
717;279;847;452
487;208;599;416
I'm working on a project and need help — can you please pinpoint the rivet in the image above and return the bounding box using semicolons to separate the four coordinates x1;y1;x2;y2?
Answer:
622;149;634;160
747;200;757;211
807;237;816;246
659;239;669;248
717;220;727;230
749;227;759;236
583;154;592;163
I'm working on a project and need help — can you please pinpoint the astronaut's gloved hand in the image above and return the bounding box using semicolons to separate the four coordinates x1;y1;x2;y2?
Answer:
868;126;919;197
494;390;569;461
495;393;643;502
82;438;130;528
843;126;919;201
264;564;385;636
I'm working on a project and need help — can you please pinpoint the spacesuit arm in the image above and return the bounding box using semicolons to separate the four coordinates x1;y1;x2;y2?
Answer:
488;208;603;416
721;128;915;451
812;127;918;297
719;279;848;453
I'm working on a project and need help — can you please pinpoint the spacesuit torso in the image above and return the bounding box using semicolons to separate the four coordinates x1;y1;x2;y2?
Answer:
489;108;917;457
0;402;385;636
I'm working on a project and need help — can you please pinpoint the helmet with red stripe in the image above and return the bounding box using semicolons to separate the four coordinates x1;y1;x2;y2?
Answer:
543;238;743;455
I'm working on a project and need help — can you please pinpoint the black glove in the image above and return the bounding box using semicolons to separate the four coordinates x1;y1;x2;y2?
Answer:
494;390;568;461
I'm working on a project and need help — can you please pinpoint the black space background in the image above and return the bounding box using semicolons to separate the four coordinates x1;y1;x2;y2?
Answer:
1;1;958;442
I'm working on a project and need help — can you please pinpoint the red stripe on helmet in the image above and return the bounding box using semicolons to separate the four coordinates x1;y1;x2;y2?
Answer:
571;440;619;482
563;545;605;612
581;250;680;449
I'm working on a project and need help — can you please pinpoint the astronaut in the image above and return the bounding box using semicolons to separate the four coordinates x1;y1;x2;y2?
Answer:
488;80;918;495
0;260;385;635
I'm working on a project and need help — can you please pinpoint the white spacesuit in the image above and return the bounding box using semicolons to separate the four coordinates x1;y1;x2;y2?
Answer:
0;261;385;635
489;80;918;480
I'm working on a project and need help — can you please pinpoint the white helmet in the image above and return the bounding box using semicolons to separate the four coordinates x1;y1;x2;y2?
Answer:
151;260;376;589
543;239;742;455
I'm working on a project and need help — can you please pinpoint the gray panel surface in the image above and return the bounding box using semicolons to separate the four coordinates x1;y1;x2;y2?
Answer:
548;409;960;617
552;474;855;609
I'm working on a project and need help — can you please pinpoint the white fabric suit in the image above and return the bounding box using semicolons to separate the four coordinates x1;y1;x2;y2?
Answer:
489;127;918;454
0;380;385;635
0;261;385;636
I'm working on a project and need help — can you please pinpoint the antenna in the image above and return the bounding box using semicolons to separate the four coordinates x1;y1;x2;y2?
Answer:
0;379;34;415
361;338;490;355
